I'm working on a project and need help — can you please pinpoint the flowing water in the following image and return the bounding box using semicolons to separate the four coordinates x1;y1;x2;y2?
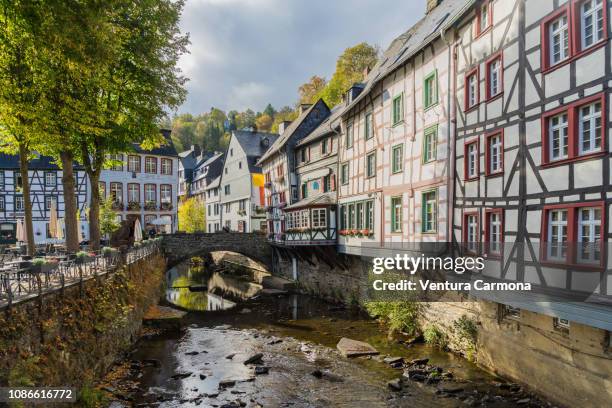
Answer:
113;259;549;407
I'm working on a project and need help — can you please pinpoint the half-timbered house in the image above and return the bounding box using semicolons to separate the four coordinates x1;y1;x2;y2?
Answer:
0;153;88;244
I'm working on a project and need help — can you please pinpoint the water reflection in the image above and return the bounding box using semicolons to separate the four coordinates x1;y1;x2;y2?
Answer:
166;262;262;311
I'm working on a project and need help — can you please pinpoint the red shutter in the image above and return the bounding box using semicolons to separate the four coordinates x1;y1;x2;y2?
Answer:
330;174;336;191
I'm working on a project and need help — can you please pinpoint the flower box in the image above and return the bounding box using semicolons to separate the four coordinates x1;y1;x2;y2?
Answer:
112;201;124;211
127;201;141;211
144;201;157;211
160;202;173;211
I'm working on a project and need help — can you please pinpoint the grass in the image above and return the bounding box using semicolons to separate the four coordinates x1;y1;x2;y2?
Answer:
364;301;422;336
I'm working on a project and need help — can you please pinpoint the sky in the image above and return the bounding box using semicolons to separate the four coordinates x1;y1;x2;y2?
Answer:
176;0;425;115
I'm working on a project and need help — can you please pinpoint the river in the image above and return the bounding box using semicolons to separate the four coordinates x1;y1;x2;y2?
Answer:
104;258;551;407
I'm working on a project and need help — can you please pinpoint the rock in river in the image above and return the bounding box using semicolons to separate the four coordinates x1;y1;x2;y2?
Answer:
243;353;264;365
336;337;379;358
387;378;403;391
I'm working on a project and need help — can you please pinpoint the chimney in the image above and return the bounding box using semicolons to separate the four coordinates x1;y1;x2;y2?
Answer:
299;104;312;115
426;0;441;13
191;144;201;158
278;121;292;135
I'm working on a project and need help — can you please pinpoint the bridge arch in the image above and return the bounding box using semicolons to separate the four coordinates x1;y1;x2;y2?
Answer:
161;232;272;269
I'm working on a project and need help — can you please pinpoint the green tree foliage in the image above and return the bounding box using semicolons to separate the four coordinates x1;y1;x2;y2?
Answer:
298;75;327;104
318;42;379;107
271;106;298;133
99;194;121;238
263;103;276;118
255;114;273;132
178;198;206;233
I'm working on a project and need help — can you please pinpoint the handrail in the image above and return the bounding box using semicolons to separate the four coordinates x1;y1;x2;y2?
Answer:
0;240;161;308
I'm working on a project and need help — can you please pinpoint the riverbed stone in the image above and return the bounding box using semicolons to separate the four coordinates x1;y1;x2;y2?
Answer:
383;356;404;365
243;353;264;365
336;337;379;358
387;378;403;391
254;366;269;375
218;379;236;389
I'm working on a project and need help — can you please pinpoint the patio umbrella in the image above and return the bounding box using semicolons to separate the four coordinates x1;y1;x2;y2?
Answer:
16;218;25;242
134;218;143;242
48;199;58;239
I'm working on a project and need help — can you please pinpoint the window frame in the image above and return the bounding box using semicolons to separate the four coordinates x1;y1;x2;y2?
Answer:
110;182;123;203
160;184;172;204
365;151;377;178
485;51;503;101
365;112;374;139
464;66;480;111
484;208;504;257
0;196;4;211
485;130;504;176
144;156;157;174
541;1;609;73
346;122;354;148
424;71;438;109
392;94;404;125
127;154;141;173
463;211;480;254
341;162;349;185
423;125;438;163
161;158;173;175
144;183;157;204
475;0;493;38
541;92;606;166
391;144;403;173
391;196;403;233
127;183;140;203
464;138;480;181
421;189;438;234
45;171;56;187
540;201;605;268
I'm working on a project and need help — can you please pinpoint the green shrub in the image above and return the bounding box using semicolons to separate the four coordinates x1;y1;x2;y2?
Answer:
453;314;479;360
31;258;47;266
77;385;107;408
76;251;89;259
424;324;448;348
365;301;422;336
101;246;116;255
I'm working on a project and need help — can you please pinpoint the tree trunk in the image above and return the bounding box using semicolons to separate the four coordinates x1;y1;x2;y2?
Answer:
88;171;101;251
60;150;79;253
18;143;35;256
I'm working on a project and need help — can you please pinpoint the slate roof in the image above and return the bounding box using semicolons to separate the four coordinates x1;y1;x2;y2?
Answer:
344;0;474;112
0;152;68;170
297;104;344;147
284;191;337;210
132;129;178;157
257;99;329;164
193;152;224;182
232;130;279;173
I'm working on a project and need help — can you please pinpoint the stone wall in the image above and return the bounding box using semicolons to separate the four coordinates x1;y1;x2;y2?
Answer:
162;232;272;269
0;254;166;389
277;253;612;408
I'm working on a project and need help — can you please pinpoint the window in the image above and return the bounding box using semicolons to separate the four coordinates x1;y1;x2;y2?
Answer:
486;53;503;99
128;155;141;173
365;113;373;139
127;183;140;203
239;161;242;169
464;140;479;180
465;68;479;110
346;123;354;148
0;171;4;189
502;305;521;319
312;209;327;228
553;317;570;330
391;196;402;233
145;157;157;174
161;158;172;175
542;2;607;72
348;204;355;229
422;190;437;233
580;0;604;49
230;148;233;157
15;196;24;211
238;199;246;212
110;182;123;203
160;185;172;204
341;163;349;185
424;71;438;109
15;173;22;190
225;203;231;213
98;182;106;198
423;126;437;163
323;174;331;192
365;200;374;230
214;203;219;215
542;202;604;266
44;196;56;210
578;101;602;154
111;154;123;171
356;202;363;229
485;132;503;175
463;213;479;253
224;185;231;195
145;184;156;203
366;151;376;178
485;209;504;255
542;94;605;165
392;94;403;125
301;148;307;163
392;144;403;173
45;172;56;187
301;183;307;199
476;1;492;36
340;206;347;230
321;138;328;155
0;196;4;210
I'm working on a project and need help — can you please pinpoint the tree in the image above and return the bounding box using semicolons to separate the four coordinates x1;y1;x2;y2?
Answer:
298;75;327;104
99;193;121;238
178;198;206;233
263;103;276;118
0;0;47;255
255;114;273;132
271;106;298;133
319;42;379;107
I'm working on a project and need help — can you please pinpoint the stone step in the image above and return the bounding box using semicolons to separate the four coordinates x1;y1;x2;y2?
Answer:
261;275;296;291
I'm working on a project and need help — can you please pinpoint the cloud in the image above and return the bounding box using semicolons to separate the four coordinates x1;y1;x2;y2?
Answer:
176;0;424;114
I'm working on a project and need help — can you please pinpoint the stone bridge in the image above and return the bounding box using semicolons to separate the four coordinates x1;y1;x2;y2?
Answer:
161;232;272;269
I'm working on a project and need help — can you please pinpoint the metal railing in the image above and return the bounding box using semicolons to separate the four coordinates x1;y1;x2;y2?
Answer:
0;240;161;308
